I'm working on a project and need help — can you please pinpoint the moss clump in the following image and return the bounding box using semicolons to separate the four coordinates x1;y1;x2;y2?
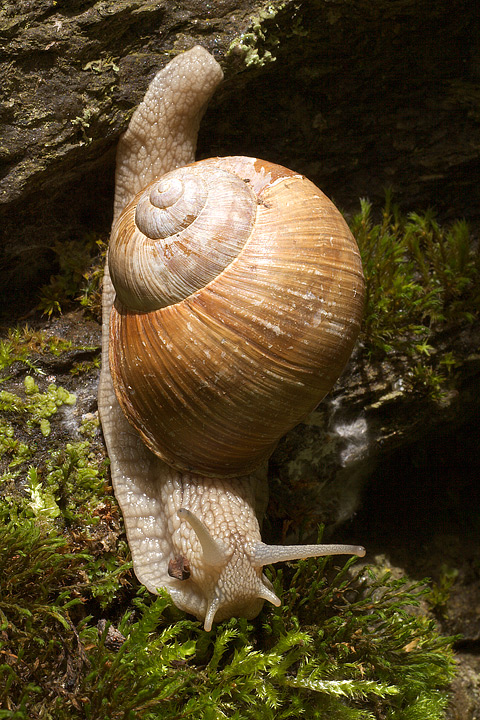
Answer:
226;1;292;67
352;195;479;398
0;520;130;717
36;233;106;319
0;373;75;455
0;326;74;371
0;523;456;720
0;522;88;715
0;375;75;439
0;329;109;538
0;375;78;498
0;385;110;532
353;196;478;353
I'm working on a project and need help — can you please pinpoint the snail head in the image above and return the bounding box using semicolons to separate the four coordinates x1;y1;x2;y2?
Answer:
174;504;365;632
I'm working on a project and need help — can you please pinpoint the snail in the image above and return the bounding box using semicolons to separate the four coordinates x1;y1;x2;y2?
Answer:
98;46;366;631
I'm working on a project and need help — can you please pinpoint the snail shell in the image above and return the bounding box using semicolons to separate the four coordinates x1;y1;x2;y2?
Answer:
108;155;364;478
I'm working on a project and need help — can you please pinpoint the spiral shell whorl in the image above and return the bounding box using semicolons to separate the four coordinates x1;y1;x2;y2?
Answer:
135;174;205;239
108;163;257;312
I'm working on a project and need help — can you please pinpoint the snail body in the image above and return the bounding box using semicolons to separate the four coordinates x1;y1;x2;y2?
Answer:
99;47;365;631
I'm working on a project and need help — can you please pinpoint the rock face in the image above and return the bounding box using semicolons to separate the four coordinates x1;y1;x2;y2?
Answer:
0;0;252;306
1;0;479;310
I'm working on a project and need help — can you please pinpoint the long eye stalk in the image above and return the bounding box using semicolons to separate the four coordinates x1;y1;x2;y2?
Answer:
178;508;231;567
251;542;366;567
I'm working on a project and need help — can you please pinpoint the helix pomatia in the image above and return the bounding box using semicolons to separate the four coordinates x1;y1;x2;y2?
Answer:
98;46;366;631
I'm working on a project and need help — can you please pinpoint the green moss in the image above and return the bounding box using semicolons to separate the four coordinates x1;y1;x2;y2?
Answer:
0;326;74;372
1;431;109;528
0;524;456;719
0;327;99;379
0;521;89;714
227;1;291;67
26;465;61;521
426;565;459;619
0;375;75;441
351;195;479;398
0;348;107;534
0;519;131;716
70;356;101;376
37;233;106;319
